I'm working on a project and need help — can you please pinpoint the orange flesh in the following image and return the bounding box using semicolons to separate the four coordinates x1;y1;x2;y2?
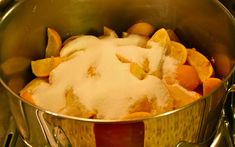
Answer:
20;92;34;104
203;77;222;96
176;65;200;91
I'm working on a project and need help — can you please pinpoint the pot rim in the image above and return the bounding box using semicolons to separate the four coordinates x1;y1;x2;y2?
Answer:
0;0;235;123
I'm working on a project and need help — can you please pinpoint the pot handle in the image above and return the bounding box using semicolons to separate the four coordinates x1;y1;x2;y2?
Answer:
225;84;235;145
36;110;72;147
177;84;235;147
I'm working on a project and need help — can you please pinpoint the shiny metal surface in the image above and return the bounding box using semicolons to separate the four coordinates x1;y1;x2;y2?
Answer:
0;85;11;146
0;0;235;146
0;0;12;10
0;85;27;147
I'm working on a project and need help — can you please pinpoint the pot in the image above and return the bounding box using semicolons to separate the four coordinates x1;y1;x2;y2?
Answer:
0;0;235;146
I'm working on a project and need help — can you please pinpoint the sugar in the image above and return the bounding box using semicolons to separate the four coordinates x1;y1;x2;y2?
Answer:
32;35;173;119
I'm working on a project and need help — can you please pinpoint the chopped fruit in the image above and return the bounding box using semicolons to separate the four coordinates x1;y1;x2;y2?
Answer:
122;32;129;38
1;57;31;75
87;66;97;77
103;26;118;38
31;57;63;77
147;28;170;49
130;63;147;80
167;41;187;65
20;24;224;121
20;78;48;104
203;78;222;96
59;89;96;118
151;59;164;79
45;28;62;57
20;78;47;94
213;53;231;77
62;35;80;46
115;34;148;47
152;68;163;79
127;22;154;37
123;112;152;119
166;29;180;42
142;58;150;73
176;65;200;91
129;97;151;113
187;49;214;83
20;91;35;104
163;75;177;85
165;84;201;108
116;54;131;63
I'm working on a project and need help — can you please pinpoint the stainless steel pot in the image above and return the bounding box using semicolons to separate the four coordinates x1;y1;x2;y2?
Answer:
0;0;235;146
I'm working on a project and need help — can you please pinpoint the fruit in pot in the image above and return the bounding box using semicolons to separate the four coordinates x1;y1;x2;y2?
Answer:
31;57;64;77
167;41;187;65
187;48;214;83
176;65;200;91
130;63;147;80
165;83;201;108
45;28;62;57
147;28;170;49
203;77;222;96
127;22;154;37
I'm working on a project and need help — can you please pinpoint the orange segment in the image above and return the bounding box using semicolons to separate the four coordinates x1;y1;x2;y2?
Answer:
31;57;63;77
20;91;35;104
127;22;154;37
187;49;214;83
45;28;62;57
176;65;200;91
20;78;48;104
129;97;151;113
147;28;170;49
203;77;222;96
165;84;201;108
130;63;147;80
59;88;96;118
103;26;118;38
167;41;187;65
1;57;31;75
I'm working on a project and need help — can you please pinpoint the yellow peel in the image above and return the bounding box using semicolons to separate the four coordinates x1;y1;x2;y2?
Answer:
103;26;118;38
31;57;63;77
20;78;48;104
147;28;170;49
1;57;30;75
45;28;62;57
167;41;187;65
165;83;201;108
127;22;154;36
187;49;214;83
